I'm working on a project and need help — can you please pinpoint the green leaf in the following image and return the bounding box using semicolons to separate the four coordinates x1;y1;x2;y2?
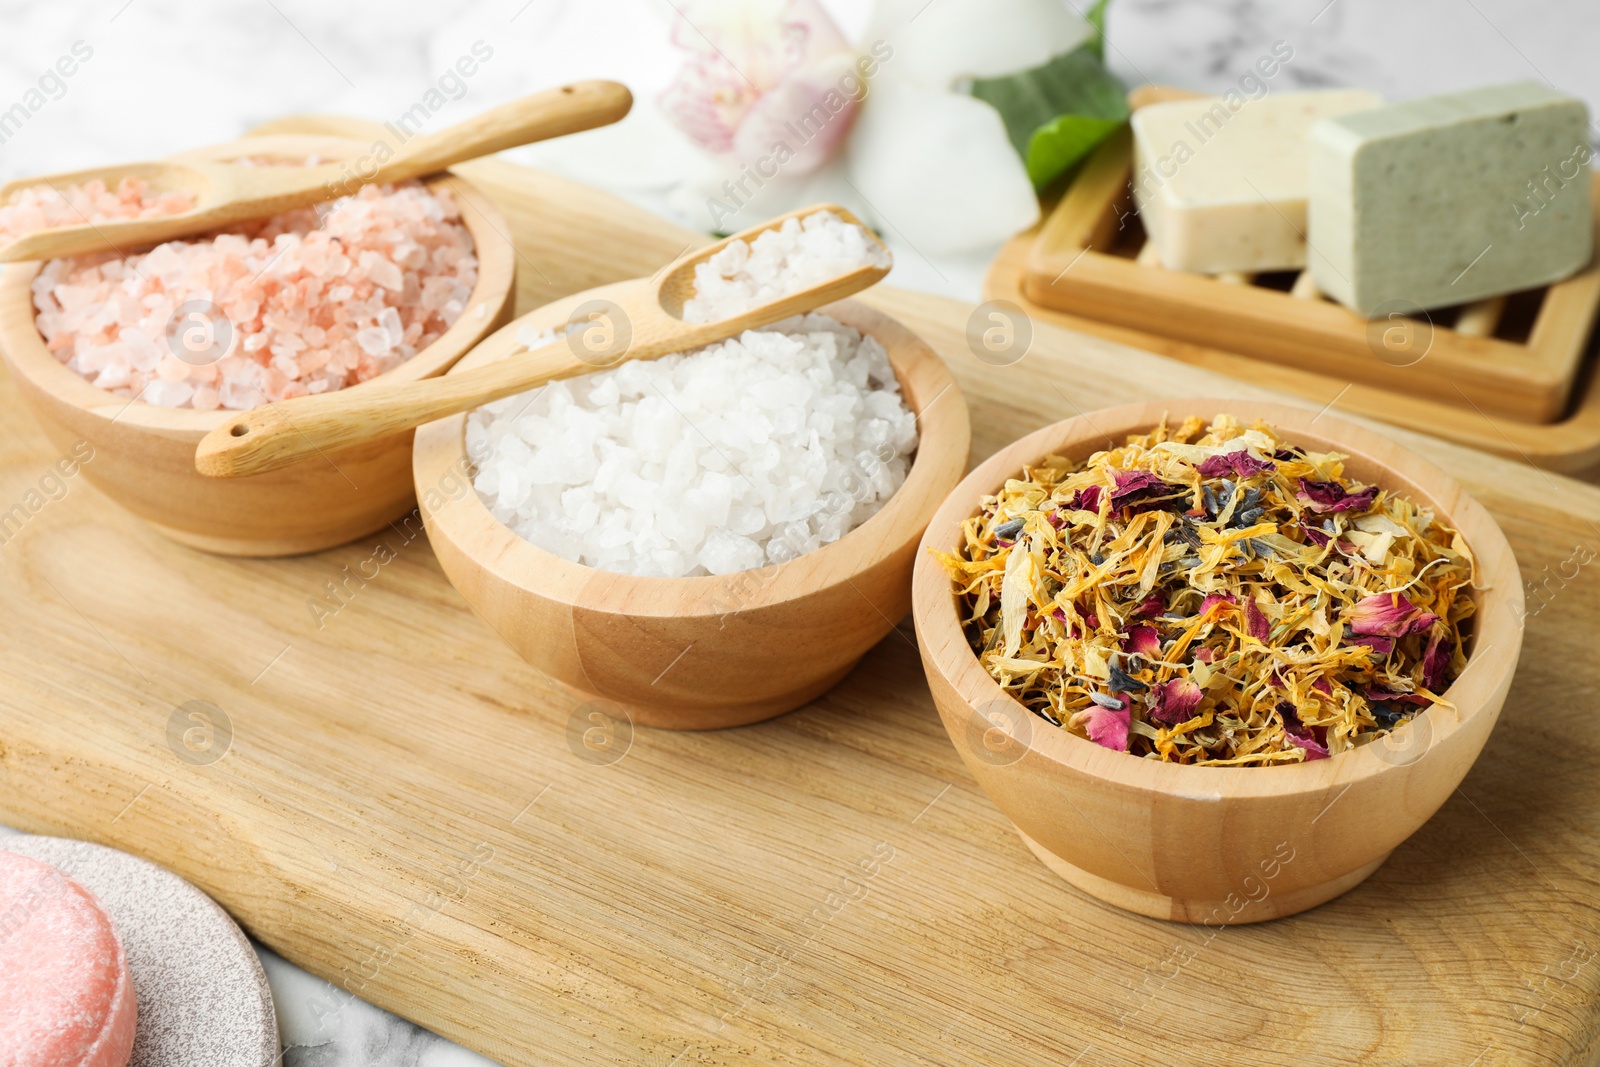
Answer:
968;44;1129;191
1023;113;1124;188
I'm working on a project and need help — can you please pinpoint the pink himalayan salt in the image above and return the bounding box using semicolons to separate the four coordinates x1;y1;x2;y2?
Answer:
0;175;193;243
31;182;478;410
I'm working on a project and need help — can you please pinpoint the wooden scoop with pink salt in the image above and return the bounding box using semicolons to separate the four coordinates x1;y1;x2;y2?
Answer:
0;80;632;263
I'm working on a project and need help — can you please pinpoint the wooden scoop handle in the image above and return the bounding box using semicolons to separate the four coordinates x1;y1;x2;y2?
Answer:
373;81;633;186
194;340;606;478
197;291;706;478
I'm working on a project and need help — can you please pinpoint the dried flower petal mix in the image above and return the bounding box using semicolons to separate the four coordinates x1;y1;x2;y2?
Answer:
938;415;1477;766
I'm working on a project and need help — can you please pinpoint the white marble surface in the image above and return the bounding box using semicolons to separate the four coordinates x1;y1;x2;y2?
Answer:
1;1;1593;1062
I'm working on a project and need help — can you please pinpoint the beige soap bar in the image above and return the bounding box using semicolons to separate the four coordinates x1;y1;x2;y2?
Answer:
1131;89;1383;274
1308;81;1593;317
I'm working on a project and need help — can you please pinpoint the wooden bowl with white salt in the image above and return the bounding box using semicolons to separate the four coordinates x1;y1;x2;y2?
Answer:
912;399;1524;922
414;281;970;730
0;134;515;556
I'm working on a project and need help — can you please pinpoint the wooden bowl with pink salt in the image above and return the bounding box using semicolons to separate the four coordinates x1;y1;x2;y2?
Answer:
0;134;515;556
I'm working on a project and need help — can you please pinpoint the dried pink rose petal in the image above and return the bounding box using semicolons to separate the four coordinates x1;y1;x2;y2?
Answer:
1422;630;1455;692
1122;625;1162;658
1110;468;1180;510
1298;478;1378;514
1082;693;1131;751
1361;686;1429;706
1244;598;1271;642
1276;701;1329;760
1149;677;1204;726
1067;484;1102;513
1197;450;1275;479
1199;591;1235;618
1345;593;1439;638
1349;634;1395;657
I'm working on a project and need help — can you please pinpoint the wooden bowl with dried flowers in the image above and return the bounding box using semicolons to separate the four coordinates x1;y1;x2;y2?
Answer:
912;399;1523;923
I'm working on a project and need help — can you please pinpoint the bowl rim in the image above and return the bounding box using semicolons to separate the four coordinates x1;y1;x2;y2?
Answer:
912;398;1525;798
413;281;971;619
0;133;516;440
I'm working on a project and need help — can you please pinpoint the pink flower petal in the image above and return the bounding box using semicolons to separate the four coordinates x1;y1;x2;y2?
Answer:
1110;469;1181;510
1277;701;1329;759
1149;677;1204;725
1288;729;1329;760
732;53;863;175
1244;599;1271;642
1362;686;1429;706
1298;478;1378;514
1197;451;1276;479
1122;625;1162;658
1349;634;1395;657
1083;695;1130;751
1067;485;1102;512
1346;593;1437;638
658;0;854;166
1422;630;1455;692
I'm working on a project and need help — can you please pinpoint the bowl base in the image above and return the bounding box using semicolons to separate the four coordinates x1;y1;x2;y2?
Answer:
145;516;396;558
1016;830;1388;924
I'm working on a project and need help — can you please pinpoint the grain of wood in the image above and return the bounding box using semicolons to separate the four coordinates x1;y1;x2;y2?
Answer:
1;118;1598;1067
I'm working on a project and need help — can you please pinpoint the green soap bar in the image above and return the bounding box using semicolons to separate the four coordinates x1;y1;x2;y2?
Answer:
1309;81;1593;317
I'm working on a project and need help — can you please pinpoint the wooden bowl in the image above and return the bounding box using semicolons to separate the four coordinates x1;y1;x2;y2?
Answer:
0;134;516;556
913;399;1524;923
414;283;971;729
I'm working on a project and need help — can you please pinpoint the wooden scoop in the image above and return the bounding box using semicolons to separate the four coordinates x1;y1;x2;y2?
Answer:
0;80;632;263
195;205;890;479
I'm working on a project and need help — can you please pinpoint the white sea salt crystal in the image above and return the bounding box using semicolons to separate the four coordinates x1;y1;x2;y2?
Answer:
682;211;891;324
469;209;906;578
471;313;916;578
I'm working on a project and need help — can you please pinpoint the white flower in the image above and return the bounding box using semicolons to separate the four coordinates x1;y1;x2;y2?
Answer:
657;0;1097;255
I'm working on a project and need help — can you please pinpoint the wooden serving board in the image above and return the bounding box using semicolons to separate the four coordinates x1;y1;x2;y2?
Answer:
1017;86;1600;425
4;121;1600;1067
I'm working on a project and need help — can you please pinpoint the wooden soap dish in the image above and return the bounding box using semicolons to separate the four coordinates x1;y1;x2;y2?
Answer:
1019;86;1600;425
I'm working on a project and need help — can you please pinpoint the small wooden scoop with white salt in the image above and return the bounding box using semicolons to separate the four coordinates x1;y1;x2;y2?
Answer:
194;205;891;478
0;80;633;263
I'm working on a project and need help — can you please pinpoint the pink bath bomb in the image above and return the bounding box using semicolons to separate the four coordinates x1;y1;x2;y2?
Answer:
0;851;137;1067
